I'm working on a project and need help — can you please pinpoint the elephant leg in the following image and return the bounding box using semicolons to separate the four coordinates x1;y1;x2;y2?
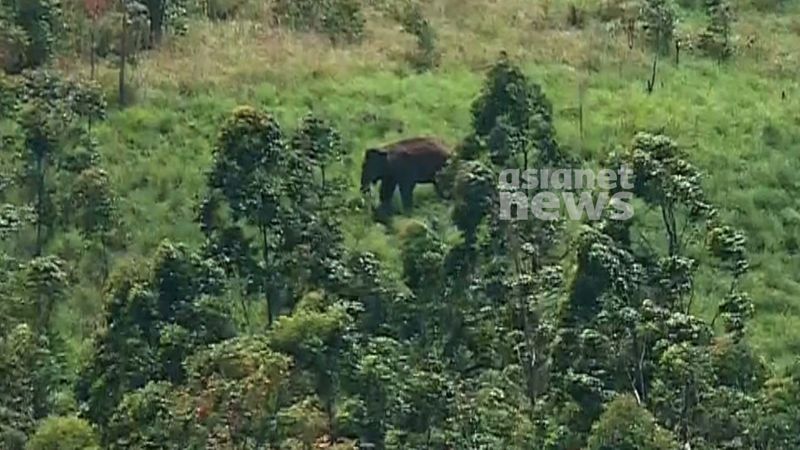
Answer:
378;177;397;215
400;182;415;213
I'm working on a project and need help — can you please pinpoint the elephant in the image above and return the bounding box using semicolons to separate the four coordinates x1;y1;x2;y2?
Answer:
360;136;452;214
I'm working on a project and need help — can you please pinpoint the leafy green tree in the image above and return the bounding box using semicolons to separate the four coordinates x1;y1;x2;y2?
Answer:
277;397;329;450
349;336;406;449
75;240;235;434
21;255;68;333
12;70;106;255
627;131;712;257
269;292;354;442
203;106;350;326
451;160;496;246
639;0;677;54
0;324;57;443
0;0;62;73
290;113;344;194
104;381;183;450
469;53;563;169
586;394;678;450
751;364;800;449
205;105;286;326
71;167;118;280
0;4;28;73
649;342;716;444
181;335;293;448
547;130;766;448
17;103;65;255
116;0;150;106
698;0;734;62
25;415;100;450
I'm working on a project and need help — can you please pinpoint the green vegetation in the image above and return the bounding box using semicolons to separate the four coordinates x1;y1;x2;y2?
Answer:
2;0;800;448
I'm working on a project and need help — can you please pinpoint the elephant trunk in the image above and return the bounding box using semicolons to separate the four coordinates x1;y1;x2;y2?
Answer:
360;170;374;194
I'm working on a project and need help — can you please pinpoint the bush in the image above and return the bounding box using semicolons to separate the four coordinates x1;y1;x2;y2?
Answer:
749;0;789;11
203;0;245;20
639;0;677;54
25;416;100;450
272;0;365;44
697;0;734;61
398;2;440;72
0;0;63;73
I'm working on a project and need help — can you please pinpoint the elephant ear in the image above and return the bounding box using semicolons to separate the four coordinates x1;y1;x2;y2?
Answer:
363;148;389;168
365;147;386;159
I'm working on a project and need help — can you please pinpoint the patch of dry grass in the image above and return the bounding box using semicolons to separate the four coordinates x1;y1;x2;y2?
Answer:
54;0;660;96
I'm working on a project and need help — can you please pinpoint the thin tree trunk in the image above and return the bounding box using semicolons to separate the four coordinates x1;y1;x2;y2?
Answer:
90;20;96;80
101;237;109;283
119;7;128;107
35;157;46;256
647;46;659;94
261;225;272;327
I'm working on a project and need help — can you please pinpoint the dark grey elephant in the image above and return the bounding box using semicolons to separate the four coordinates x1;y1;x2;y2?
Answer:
360;136;451;213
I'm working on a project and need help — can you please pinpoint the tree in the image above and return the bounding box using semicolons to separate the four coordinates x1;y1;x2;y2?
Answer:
269;292;354;442
626;132;712;258
0;324;57;443
639;0;677;55
751;364;800;449
17;103;63;256
290;113;344;194
21;255;68;333
469;52;563;169
180;335;293;448
205;105;286;326
451;160;496;246
71;167;118;280
104;381;183;450
698;0;734;62
0;0;62;73
203;106;350;326
587;394;678;450
13;70;106;255
116;0;149;106
75;240;235;433
25;415;100;450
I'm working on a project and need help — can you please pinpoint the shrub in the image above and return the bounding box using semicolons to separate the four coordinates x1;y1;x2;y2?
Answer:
749;0;789;11
25;416;100;450
697;0;734;61
203;0;245;20
639;0;677;54
0;0;63;73
398;2;440;72
272;0;365;44
567;3;586;28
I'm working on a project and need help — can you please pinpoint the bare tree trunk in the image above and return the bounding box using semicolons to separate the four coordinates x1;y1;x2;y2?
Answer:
119;6;128;107
35;157;46;257
90;19;96;80
261;225;273;327
647;44;659;94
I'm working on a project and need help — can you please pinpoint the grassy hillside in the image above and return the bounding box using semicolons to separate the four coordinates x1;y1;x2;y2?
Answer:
50;0;800;368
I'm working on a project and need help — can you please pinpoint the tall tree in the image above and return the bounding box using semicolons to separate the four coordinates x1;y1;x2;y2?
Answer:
205;106;286;326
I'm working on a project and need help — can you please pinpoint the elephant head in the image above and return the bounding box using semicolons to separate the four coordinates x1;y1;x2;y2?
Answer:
360;148;388;193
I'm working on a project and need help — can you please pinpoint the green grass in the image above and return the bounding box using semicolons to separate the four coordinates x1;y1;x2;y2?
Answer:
51;0;800;368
